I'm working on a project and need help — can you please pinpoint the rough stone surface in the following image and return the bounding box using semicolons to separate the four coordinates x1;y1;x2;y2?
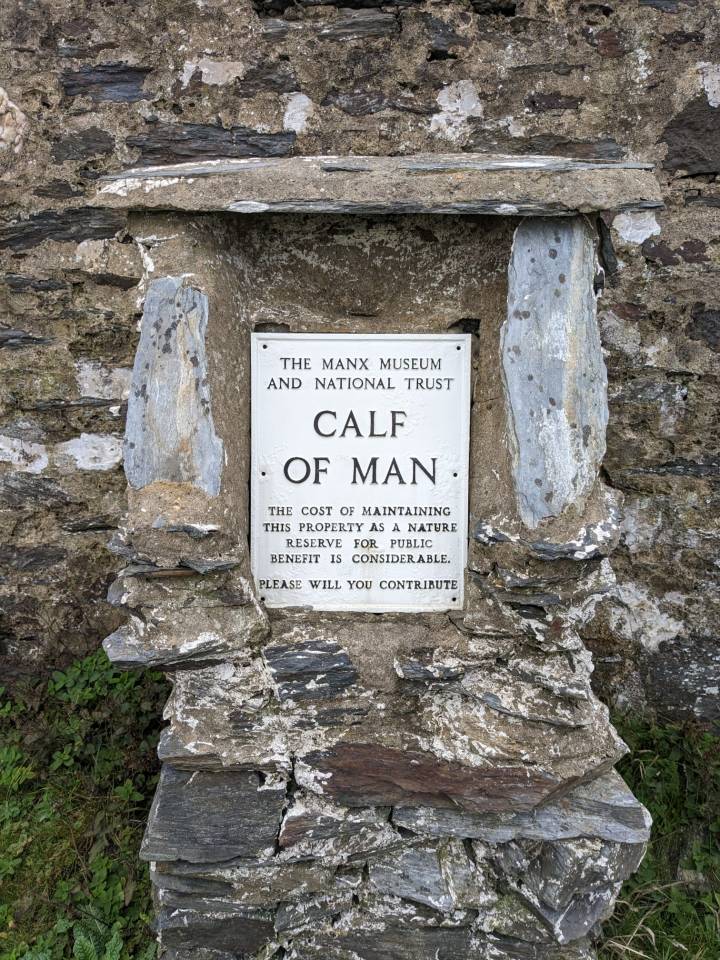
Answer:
124;276;224;497
502;218;608;528
92;155;660;217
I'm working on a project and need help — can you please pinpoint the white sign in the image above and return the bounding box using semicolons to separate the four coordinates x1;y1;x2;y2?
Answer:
251;333;471;612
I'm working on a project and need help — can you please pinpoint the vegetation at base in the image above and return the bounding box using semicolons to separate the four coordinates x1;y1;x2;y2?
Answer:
0;650;169;960
1;651;719;959
601;716;720;960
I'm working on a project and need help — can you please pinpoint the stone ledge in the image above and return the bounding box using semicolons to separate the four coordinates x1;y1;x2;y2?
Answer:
91;154;662;216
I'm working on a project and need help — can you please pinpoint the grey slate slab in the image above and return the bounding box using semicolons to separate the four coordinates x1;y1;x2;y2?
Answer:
141;765;285;863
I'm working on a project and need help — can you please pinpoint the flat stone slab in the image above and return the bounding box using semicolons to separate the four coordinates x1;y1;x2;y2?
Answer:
92;154;662;216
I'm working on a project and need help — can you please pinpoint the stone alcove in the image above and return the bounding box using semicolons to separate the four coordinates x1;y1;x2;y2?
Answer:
95;155;661;960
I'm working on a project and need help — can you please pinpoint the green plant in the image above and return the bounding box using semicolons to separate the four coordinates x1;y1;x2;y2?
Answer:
601;717;720;960
0;652;169;960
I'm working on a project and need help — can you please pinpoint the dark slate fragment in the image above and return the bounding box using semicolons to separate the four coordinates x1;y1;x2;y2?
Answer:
262;639;358;701
470;0;517;14
316;10;400;40
51;127;114;161
518;135;624;160
0;474;71;509
252;0;412;11
322;89;390;116
235;62;298;97
156;903;274;957
0;546;67;570
33;180;84;199
524;93;582;113
300;743;557;812
394;647;464;681
126;123;295;166
61;63;152;102
4;274;67;292
0;208;125;252
662;96;720;175
642;633;720;724
629;456;720;479
422;14;468;59
141;765;285;863
293;925;473;960
62;514;118;532
687;303;720;349
0;328;54;349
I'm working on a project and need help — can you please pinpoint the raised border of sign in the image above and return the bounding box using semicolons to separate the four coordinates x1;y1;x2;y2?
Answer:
250;332;472;613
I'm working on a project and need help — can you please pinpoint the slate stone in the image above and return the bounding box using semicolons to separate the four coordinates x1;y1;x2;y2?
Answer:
687;303;720;350
368;844;454;911
471;0;517;14
0;474;71;509
156;903;274;957
262;639;358;701
394;647;465;681
524;93;582;113
154;857;337;906
4;274;67;292
278;799;396;860
502;217;607;528
662;96;720;175
274;889;355;933
287;927;595;959
496;837;647;943
0;545;68;570
61;63;152;102
252;0;412;11
126;122;295;166
316;10;400;40
298;742;558;812
235;62;298;97
0;328;53;349
289;925;474;960
322;90;391;116
124;276;223;496
141;765;285;863
642;633;720;724
51;127;114;161
422;14;468;59
0;208;125;251
391;771;650;845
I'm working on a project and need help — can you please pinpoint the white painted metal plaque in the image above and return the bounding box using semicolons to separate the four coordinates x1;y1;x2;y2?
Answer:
251;334;471;612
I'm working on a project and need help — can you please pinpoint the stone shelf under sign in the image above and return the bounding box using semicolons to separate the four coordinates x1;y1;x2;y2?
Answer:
100;154;658;960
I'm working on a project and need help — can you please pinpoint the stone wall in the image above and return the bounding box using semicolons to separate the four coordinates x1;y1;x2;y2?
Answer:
1;0;719;717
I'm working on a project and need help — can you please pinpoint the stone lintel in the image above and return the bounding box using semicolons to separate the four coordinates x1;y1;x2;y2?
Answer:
92;153;662;216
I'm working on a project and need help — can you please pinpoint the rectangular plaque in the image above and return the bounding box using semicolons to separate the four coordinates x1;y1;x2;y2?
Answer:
251;333;471;612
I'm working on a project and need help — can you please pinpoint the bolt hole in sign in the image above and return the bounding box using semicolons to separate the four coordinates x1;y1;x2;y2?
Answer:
251;333;471;612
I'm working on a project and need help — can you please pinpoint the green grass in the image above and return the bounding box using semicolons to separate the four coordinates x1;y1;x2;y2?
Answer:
2;651;719;959
600;717;720;960
0;651;169;960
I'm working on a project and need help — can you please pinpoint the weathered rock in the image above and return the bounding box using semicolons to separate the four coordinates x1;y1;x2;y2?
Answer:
263;638;358;701
60;63;153;102
296;742;560;813
0;209;125;251
103;573;269;669
393;770;651;845
51;127;115;162
502;218;607;529
496;836;646;943
141;765;286;862
124;276;224;497
126;122;295;166
661;95;720;175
